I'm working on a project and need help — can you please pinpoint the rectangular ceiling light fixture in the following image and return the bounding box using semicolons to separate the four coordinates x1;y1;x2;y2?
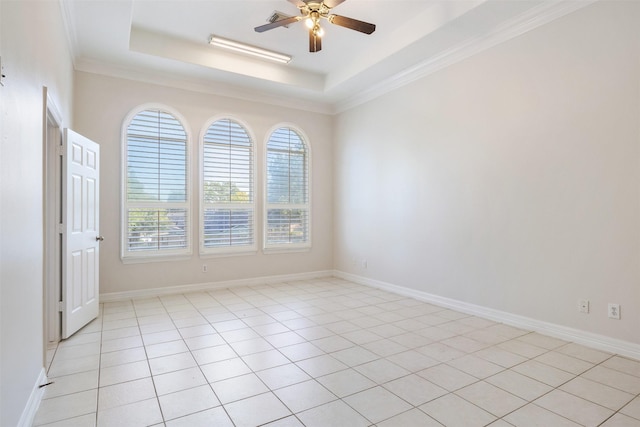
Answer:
208;35;291;64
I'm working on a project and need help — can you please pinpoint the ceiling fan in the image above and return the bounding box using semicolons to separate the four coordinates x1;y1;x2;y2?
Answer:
254;0;376;53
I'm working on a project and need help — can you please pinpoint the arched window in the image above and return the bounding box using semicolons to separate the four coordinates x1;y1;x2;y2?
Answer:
201;118;255;254
265;126;310;250
121;106;190;260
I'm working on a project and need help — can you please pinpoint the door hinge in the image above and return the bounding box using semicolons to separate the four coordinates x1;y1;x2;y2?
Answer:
58;301;64;312
57;144;64;157
58;223;64;234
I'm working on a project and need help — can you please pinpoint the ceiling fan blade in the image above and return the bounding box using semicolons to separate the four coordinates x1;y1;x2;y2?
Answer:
328;14;376;34
323;0;346;8
309;30;322;52
287;0;306;7
254;16;302;33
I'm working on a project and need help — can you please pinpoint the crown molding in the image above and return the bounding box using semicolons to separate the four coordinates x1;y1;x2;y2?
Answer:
58;0;79;68
74;59;334;116
335;0;597;114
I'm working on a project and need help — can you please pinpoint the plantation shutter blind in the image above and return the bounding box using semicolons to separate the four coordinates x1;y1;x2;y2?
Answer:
265;127;310;248
202;119;254;253
124;109;190;257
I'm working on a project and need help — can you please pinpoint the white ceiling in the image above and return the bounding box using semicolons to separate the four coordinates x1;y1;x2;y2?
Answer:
61;0;593;114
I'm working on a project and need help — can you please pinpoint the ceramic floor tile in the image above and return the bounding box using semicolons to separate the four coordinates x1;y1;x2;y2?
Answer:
99;347;147;369
200;357;252;383
383;374;448;406
418;363;478;391
97;377;156;411
343;386;412;424
560;376;635;411
191;343;236;365
43;370;98;399
362;338;409;357
142;329;183;346
33;279;640;427
278;342;325;362
332;346;379;367
211;373;269;403
601;413;640;427
582;366;640;394
158;384;220;421
512;360;575;387
517;332;568;350
99;360;150;387
96;397;162;427
621;396;640;420
54;342;102;360
447;355;504;379
557;343;612;364
153;366;207;396
229;337;274;355
485;369;553;401
504;403;581;427
386;350;439;372
34;389;98;426
474;347;528;368
354;358;410;384
317;369;376;398
224;392;292;427
416;342;466;362
455;381;527;417
145;339;189;359
297;400;369;427
535;351;595;375
148;351;197;376
274;379;337;413
36;413;96;427
497;339;548;359
165;406;234;427
311;335;354;353
603;356;640;378
296;354;349;377
242;349;291;370
256;363;312;390
419;393;496;427
48;354;100;378
535;389;614;427
376;408;442;427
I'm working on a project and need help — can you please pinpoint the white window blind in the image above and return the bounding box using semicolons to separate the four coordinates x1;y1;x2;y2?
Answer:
123;108;190;259
202;119;255;253
265;127;310;249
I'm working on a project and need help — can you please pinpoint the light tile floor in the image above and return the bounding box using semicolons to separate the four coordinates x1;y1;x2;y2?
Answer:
34;277;640;427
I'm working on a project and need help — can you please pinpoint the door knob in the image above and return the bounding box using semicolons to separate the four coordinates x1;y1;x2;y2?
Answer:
96;236;104;242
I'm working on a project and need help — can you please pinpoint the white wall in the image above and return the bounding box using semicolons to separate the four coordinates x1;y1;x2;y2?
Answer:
73;72;334;295
334;1;640;345
0;1;75;425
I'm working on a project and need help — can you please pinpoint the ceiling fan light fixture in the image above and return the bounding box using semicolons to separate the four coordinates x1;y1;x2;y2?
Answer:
208;35;291;64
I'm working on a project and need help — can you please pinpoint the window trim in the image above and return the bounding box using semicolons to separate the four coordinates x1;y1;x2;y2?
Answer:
199;115;257;257
120;103;193;263
263;123;312;253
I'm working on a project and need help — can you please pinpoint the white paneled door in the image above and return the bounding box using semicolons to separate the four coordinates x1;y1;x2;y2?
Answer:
62;129;100;339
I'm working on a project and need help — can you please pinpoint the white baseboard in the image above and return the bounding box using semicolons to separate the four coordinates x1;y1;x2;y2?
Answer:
100;270;335;302
334;270;640;361
18;368;47;427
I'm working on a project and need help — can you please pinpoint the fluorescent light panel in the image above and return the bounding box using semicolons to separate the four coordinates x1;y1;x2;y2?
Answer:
209;35;291;64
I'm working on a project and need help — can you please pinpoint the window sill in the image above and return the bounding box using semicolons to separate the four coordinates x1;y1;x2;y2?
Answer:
121;253;192;264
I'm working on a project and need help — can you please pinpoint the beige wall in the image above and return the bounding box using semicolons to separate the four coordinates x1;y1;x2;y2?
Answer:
73;72;334;295
334;1;640;345
0;1;75;425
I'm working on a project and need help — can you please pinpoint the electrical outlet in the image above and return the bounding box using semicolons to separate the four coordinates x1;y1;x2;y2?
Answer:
202;264;208;273
578;299;589;314
608;303;621;320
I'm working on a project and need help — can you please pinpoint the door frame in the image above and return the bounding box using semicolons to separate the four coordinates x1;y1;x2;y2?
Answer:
43;87;63;358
